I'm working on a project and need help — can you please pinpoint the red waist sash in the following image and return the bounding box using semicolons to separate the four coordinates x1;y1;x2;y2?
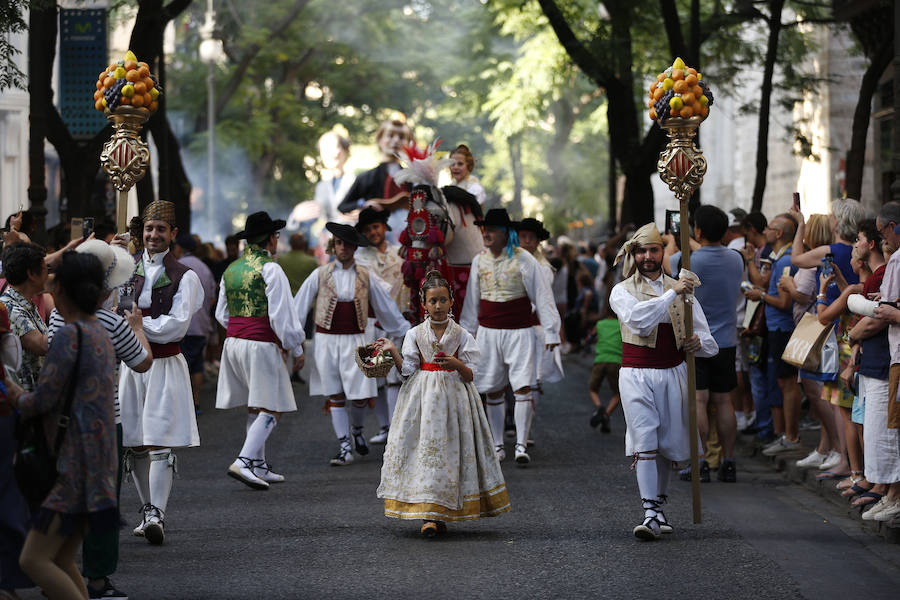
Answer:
421;362;454;372
316;301;363;335
150;342;181;359
621;323;684;369
478;296;533;330
227;316;280;345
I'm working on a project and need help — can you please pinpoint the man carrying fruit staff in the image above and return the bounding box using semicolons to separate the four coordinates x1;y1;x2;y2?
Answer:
293;223;410;466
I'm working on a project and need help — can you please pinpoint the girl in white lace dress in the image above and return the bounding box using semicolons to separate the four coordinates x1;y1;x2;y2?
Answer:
376;271;510;537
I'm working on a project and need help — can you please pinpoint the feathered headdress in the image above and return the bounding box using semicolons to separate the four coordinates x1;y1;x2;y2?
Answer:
393;139;453;188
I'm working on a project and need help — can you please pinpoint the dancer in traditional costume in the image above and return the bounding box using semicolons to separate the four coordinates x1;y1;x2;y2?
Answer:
376;271;510;536
516;217;564;444
459;209;560;465
216;212;306;490
119;200;203;545
294;223;410;465
354;207;409;443
609;223;718;540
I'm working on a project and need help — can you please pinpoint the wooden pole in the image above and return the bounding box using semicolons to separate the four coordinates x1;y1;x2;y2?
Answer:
116;189;129;234
678;193;701;524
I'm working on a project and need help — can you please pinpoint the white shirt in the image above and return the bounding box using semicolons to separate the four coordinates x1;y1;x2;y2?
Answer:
293;261;410;340
460;248;561;344
609;274;718;358
138;249;204;345
215;260;306;357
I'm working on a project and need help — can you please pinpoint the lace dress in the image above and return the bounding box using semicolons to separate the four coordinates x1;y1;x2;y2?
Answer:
377;318;510;521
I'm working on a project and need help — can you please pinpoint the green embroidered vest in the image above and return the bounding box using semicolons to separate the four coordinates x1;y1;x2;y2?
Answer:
223;244;272;317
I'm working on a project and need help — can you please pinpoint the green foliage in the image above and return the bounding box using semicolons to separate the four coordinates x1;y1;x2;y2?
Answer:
0;0;30;91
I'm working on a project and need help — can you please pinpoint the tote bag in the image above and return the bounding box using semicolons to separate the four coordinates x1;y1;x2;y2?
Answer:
781;313;834;371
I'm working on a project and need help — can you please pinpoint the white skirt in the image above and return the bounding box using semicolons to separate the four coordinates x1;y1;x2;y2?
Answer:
861;375;900;484
532;325;564;385
119;355;200;448
474;326;537;394
619;363;694;462
310;331;376;400
215;337;296;412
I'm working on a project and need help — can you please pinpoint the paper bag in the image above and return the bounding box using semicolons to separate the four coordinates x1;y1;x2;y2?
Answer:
781;313;834;371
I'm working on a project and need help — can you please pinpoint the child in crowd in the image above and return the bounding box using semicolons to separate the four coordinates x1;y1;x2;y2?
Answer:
376;271;510;537
589;303;621;432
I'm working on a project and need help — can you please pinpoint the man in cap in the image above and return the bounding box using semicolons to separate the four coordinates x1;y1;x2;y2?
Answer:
515;217;563;445
294;222;410;465
354;207;409;443
216;212;306;490
118;200;204;545
460;208;560;466
609;223;718;541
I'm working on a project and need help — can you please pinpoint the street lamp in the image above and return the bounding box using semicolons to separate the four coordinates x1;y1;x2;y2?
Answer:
198;0;223;240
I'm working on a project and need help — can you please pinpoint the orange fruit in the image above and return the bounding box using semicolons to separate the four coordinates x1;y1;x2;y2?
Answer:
139;66;150;79
96;80;103;90
134;81;147;95
120;96;131;106
687;67;697;76
672;68;684;81
126;70;140;83
681;92;694;105
649;109;657;120
685;74;698;86
103;77;115;89
680;105;694;118
124;60;138;71
148;100;158;112
142;93;152;106
93;89;102;100
700;105;709;117
95;99;104;111
673;80;688;94
648;99;655;108
653;87;664;101
657;73;666;82
131;93;144;107
142;77;154;90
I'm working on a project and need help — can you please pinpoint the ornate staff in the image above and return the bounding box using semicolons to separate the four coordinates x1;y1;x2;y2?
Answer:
94;50;162;233
649;57;713;524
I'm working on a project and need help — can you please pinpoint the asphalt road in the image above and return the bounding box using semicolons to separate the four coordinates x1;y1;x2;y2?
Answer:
21;349;900;599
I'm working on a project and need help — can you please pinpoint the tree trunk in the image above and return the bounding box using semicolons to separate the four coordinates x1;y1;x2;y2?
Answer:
27;3;54;244
750;0;785;213
845;41;892;201
508;135;523;214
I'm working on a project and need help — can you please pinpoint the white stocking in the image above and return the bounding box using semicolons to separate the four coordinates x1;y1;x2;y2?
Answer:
634;453;659;517
128;450;150;507
330;405;350;441
149;449;175;514
373;388;389;429
486;400;506;446
514;394;533;447
350;401;367;430
656;455;671;499
239;412;276;460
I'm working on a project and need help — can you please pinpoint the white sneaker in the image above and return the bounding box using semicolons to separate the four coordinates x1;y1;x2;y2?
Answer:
874;499;900;522
514;443;530;466
761;435;785;453
861;497;890;521
227;458;270;490
796;450;827;469
494;444;506;462
818;450;843;471
745;411;756;428
252;462;285;483
762;436;801;456
369;427;389;444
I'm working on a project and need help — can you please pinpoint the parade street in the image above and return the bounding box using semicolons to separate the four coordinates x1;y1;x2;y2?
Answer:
22;352;900;600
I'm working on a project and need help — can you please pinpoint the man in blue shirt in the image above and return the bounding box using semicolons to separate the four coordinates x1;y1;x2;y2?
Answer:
689;205;745;482
745;214;803;456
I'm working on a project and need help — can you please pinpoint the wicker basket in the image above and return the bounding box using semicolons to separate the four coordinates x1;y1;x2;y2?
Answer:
355;345;395;378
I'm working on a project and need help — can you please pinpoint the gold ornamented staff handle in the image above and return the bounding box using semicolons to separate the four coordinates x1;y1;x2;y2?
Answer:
657;115;707;525
99;106;151;233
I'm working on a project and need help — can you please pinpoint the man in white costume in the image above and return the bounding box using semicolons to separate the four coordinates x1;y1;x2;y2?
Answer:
460;209;560;466
354;207;409;443
119;200;204;545
609;223;718;541
294;222;410;465
215;212;306;490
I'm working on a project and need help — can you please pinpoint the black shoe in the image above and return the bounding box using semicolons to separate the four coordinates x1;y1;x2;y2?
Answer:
88;577;129;599
589;408;603;428
599;411;611;433
717;459;737;483
678;460;710;482
352;427;369;456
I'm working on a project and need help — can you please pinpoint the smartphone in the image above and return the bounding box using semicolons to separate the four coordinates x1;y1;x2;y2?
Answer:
792;192;800;212
821;252;834;277
70;217;83;242
82;217;95;239
665;209;680;235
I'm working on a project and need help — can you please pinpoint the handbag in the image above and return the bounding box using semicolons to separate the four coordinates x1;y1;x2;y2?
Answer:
742;299;766;337
14;323;82;509
781;313;833;372
798;328;839;382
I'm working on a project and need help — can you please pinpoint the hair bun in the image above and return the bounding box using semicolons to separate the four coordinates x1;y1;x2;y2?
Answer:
423;270;443;282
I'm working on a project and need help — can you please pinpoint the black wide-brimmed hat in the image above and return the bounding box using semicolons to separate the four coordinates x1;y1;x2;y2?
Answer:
474;208;517;229
516;217;550;241
355;207;391;232
236;211;286;240
326;222;370;247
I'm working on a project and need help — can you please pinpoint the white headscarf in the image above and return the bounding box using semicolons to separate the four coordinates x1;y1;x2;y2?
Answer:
613;223;664;278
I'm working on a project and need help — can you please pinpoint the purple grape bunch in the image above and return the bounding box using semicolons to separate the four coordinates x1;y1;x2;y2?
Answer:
104;77;127;111
699;80;714;107
653;89;675;123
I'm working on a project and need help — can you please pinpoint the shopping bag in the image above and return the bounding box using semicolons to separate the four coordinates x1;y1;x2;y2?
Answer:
781;313;834;371
798;328;839;382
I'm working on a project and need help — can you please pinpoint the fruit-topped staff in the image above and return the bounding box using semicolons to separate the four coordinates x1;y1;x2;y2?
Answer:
95;50;163;233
